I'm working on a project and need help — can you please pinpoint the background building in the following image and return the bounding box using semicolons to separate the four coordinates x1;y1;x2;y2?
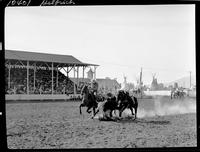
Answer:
70;68;121;95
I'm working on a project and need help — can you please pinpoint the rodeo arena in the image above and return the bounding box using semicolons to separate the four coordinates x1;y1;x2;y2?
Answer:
5;50;197;148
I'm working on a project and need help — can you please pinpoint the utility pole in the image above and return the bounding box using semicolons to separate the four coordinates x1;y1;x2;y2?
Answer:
140;67;143;98
189;71;192;89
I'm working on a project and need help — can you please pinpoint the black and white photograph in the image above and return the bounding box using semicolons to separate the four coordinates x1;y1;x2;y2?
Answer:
4;4;196;149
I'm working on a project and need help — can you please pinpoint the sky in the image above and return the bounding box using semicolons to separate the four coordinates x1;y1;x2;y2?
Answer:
5;5;195;85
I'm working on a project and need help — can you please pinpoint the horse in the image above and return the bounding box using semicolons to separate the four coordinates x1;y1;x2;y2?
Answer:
117;90;138;119
91;93;120;119
79;85;98;117
102;95;119;118
171;90;177;99
171;89;186;99
92;91;138;120
96;93;106;102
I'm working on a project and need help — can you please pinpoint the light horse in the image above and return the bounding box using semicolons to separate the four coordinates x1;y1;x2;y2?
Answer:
79;85;98;117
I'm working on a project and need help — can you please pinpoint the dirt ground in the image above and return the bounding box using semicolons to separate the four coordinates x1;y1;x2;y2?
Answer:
6;97;197;149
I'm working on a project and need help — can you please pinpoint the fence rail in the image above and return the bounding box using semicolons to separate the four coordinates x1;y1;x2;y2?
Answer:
5;94;82;101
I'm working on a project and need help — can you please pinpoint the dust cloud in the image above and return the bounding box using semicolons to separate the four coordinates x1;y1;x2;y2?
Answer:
135;97;196;118
94;97;196;119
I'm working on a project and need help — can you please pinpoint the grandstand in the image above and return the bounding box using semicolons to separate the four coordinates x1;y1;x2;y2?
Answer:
5;50;98;101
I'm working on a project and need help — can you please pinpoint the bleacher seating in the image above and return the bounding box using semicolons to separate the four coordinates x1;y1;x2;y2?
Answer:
5;67;76;95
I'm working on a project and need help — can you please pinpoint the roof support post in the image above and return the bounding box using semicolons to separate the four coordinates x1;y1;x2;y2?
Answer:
8;62;11;89
82;66;85;83
67;66;69;78
83;66;85;79
77;66;79;88
73;65;76;95
27;61;29;94
52;62;54;95
94;66;97;80
34;63;36;92
56;67;58;88
66;66;69;88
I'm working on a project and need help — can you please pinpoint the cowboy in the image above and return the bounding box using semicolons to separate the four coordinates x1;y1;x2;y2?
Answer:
90;79;98;95
87;79;97;101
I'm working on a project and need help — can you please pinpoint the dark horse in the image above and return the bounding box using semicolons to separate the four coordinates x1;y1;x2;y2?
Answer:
92;91;138;120
171;89;186;99
117;90;138;119
91;93;119;119
79;85;98;117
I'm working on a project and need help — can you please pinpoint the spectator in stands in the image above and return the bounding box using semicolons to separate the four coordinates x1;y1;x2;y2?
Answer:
7;88;13;94
13;86;17;94
62;86;66;94
39;85;43;94
5;68;76;95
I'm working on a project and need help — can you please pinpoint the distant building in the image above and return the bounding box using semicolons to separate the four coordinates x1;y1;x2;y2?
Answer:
150;76;158;90
120;76;135;91
97;77;121;95
120;76;128;91
70;75;121;95
150;76;166;90
174;82;178;89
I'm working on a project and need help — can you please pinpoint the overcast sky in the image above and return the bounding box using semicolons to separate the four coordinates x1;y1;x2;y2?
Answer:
5;5;195;85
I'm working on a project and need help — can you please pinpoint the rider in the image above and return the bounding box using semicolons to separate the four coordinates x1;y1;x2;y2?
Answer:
90;79;98;94
90;79;98;95
87;79;98;102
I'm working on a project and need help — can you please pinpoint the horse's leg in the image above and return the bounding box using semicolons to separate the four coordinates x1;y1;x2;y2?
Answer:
119;106;126;118
130;107;134;116
79;103;84;115
110;110;113;118
132;98;138;119
86;107;92;113
92;106;96;117
91;109;99;119
134;106;138;119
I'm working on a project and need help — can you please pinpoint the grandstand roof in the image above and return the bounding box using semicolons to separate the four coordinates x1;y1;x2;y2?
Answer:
5;50;98;67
